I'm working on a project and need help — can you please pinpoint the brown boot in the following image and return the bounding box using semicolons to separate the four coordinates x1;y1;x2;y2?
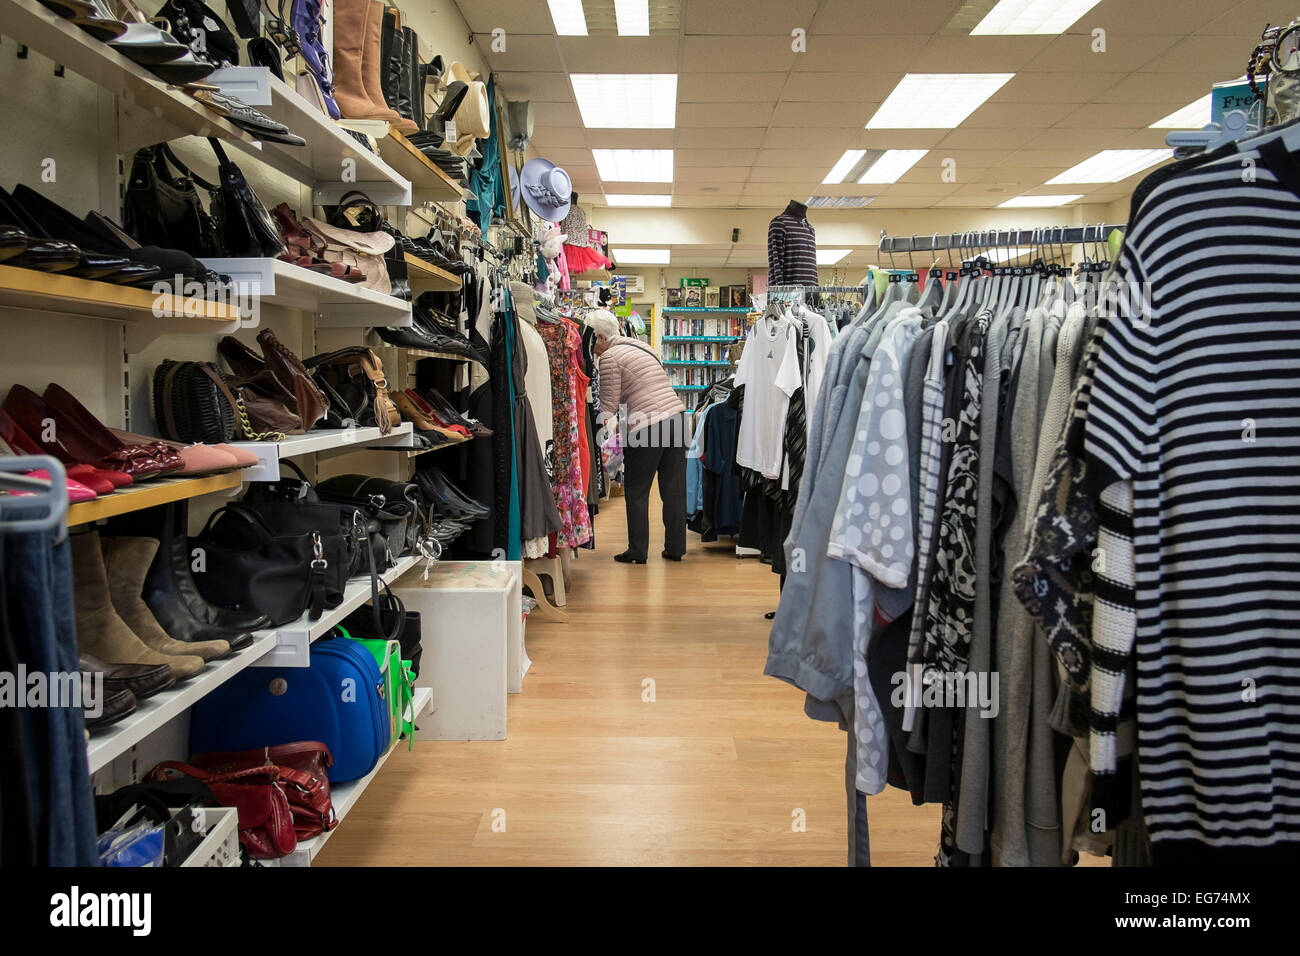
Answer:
101;536;231;663
334;0;404;124
70;531;206;682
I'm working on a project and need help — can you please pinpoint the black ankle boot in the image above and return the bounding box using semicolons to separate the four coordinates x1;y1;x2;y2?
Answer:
105;502;263;648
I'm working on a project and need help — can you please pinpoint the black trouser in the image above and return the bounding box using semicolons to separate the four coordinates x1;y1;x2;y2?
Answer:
621;412;687;560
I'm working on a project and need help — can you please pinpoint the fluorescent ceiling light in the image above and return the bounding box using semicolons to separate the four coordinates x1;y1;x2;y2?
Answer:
866;73;1015;129
546;0;587;35
604;194;672;207
859;149;928;184
971;0;1103;36
614;0;649;35
998;194;1084;207
1149;94;1212;129
806;195;875;208
823;149;866;184
614;248;670;264
592;149;674;182
570;74;677;129
1046;148;1170;184
817;249;851;265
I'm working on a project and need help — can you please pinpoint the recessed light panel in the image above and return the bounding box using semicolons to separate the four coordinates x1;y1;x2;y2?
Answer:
614;0;649;36
817;249;851;265
1149;94;1213;129
806;196;875;208
858;150;929;184
592;149;674;182
613;248;671;264
971;0;1103;35
571;74;677;129
866;74;1015;129
604;194;673;207
998;194;1084;207
1046;149;1170;184
823;150;866;184
546;0;587;36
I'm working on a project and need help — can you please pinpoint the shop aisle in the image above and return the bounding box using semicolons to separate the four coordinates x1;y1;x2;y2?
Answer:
318;489;942;866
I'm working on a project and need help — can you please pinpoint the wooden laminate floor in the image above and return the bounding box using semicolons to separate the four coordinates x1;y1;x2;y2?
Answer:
316;488;943;866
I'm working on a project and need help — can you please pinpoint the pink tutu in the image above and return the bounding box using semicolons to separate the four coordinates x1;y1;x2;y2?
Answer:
564;244;613;274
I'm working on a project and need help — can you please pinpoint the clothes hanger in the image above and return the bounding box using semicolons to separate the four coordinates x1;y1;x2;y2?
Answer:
0;455;69;534
919;233;946;314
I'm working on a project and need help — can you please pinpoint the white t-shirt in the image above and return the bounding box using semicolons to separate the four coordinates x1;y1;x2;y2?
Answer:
734;315;802;480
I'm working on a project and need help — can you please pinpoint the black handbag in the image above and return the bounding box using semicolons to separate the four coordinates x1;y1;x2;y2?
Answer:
317;474;419;558
324;191;383;232
123;145;220;257
151;360;237;444
205;139;286;259
190;503;343;626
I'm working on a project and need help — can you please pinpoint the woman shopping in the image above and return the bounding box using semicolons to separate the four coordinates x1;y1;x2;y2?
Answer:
589;311;688;564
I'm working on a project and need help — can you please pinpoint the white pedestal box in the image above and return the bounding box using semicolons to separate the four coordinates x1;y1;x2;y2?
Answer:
393;561;521;741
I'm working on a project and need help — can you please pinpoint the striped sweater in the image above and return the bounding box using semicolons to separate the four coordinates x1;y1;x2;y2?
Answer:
1083;139;1300;848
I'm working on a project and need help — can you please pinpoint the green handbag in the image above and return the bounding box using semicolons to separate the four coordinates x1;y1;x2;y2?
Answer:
336;627;416;750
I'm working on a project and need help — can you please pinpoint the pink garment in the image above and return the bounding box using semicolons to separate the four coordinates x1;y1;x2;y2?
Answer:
597;338;684;430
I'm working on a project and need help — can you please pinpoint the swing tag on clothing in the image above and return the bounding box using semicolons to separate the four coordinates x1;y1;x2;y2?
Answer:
445;120;458;142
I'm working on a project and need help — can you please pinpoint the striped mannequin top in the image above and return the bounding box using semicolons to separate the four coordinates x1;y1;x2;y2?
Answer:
1084;138;1300;851
768;212;818;287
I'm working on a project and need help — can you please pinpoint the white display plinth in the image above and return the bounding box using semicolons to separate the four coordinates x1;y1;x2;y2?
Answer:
393;561;520;740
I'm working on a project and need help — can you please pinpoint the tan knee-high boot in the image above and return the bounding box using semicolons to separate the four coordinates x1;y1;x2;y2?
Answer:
101;537;231;663
333;0;402;123
71;531;206;682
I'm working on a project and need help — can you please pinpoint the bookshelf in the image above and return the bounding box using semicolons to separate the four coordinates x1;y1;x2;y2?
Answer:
661;308;745;394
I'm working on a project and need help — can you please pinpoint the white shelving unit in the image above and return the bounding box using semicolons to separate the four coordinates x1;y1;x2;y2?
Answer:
206;67;412;205
276;687;432;866
198;258;413;328
85;634;278;775
251;554;421;667
229;422;413;482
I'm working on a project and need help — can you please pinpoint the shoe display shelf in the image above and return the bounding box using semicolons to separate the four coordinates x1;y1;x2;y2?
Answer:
66;471;245;526
206;67;414;206
227;421;414;482
405;253;462;292
85;632;280;775
368;343;473;365
197;257;413;329
249;553;421;668
0;263;245;350
377;130;468;204
272;686;432;867
2;0;257;153
364;435;470;457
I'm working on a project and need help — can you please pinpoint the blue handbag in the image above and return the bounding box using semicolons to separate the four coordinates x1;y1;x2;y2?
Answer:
190;637;389;783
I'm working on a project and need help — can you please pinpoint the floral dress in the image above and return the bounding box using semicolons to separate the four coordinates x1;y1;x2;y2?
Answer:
537;319;592;547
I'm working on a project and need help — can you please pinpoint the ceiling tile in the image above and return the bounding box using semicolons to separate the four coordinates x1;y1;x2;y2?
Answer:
790;36;927;72
854;129;950;149
678;102;777;127
763;126;858;148
457;0;555;34
684;1;820;33
771;101;870;127
933;127;1038;150
676;166;754;183
1055;103;1174;128
473;34;563;72
679;73;787;103
811;0;965;35
780;73;898;103
676;148;761;167
584;130;675;149
916;35;1054;72
532;101;584;128
492;72;573;102
755;147;848;168
557;37;681;72
1139;35;1262;77
1022;33;1182;73
995;72;1124;104
677;128;769;148
683;37;798;72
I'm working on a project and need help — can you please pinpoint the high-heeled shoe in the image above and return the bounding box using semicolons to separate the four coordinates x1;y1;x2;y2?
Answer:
391;390;460;440
0;434;99;502
3;385;168;482
9;185;161;284
43;383;184;477
109;0;216;83
0;407;125;494
403;390;471;438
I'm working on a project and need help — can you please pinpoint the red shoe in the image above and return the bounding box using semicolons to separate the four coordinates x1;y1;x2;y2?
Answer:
0;406;128;491
404;390;472;438
27;467;98;502
26;383;175;480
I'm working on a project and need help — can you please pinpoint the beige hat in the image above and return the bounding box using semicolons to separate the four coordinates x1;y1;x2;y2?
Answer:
446;60;491;139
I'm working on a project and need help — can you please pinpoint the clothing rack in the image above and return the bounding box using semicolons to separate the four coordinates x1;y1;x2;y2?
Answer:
878;224;1124;256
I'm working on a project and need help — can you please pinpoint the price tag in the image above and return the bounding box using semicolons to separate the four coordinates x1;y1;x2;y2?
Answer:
444;120;458;142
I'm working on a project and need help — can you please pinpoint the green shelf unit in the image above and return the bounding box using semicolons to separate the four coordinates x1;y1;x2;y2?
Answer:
664;360;732;367
662;307;750;313
661;335;739;343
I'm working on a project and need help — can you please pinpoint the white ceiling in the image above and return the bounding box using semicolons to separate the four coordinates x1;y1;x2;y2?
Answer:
453;0;1291;266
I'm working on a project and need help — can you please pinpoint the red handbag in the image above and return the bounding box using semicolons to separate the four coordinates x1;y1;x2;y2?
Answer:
151;760;297;859
191;742;338;841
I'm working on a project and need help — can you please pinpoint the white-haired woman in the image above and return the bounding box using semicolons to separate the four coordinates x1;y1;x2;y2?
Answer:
589;310;688;564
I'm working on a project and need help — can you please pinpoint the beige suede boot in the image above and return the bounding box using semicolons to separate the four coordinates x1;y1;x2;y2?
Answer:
333;0;403;123
71;531;205;682
101;536;231;663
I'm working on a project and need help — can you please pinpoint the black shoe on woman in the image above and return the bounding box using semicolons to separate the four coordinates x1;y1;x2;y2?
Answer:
614;552;646;565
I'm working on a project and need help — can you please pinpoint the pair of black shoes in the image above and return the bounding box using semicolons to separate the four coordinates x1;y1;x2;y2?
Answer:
614;551;683;564
415;466;490;521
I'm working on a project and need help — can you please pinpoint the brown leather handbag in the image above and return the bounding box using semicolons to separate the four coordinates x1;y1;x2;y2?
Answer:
304;346;399;434
217;332;329;435
150;759;298;859
191;742;338;841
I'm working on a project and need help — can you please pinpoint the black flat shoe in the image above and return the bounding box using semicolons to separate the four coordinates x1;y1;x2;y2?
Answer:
0;225;27;261
661;551;683;561
614;552;646;565
7;186;161;284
